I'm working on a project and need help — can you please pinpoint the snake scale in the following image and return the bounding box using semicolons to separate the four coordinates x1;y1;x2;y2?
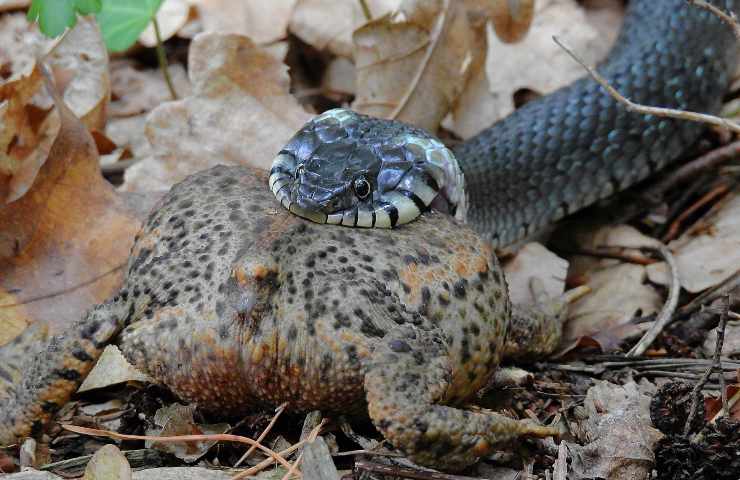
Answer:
271;0;739;246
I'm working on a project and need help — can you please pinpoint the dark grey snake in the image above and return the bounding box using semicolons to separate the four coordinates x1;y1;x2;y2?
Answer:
270;0;739;248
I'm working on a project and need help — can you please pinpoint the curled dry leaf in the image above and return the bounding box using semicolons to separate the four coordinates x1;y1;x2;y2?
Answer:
449;0;623;138
352;0;480;132
78;345;153;393
193;0;296;44
565;380;663;479
647;192;740;293
123;33;312;192
290;0;401;58
146;404;230;463
0;0;28;11
490;0;535;43
1;16;110;203
0;70;141;344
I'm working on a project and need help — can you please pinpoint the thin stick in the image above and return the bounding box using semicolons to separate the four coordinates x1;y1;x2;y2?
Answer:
358;0;373;21
152;17;178;100
683;295;730;435
231;441;307;480
662;183;730;242
687;0;740;40
627;245;681;357
62;424;297;474
280;419;327;480
552;36;740;135
646;140;740;200
234;402;288;467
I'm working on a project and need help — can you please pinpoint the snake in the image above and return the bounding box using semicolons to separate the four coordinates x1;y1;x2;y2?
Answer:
270;0;739;248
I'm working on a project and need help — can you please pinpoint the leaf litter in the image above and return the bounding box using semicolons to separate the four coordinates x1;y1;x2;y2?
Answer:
1;0;740;478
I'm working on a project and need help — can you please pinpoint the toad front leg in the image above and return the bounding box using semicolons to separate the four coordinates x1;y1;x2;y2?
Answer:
364;324;558;471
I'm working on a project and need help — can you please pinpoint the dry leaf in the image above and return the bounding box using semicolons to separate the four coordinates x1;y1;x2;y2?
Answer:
503;242;568;305
322;56;356;97
0;70;141;344
564;263;661;351
139;0;192;47
78;345;153;393
352;0;478;132
449;0;622;137
123;33;312;191
0;13;45;82
0;0;28;10
105;114;151;161
146;404;229;462
490;0;534;43
84;444;132;480
193;0;296;44
290;0;401;58
702;320;740;358
109;60;191;118
565;380;663;479
1;16;110;203
647;192;740;293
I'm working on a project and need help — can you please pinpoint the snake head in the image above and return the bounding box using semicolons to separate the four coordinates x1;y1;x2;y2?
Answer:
269;108;466;228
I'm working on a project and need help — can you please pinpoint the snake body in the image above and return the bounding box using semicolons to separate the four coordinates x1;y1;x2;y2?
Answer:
271;0;739;247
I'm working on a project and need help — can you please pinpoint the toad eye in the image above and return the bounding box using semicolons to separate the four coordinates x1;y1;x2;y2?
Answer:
353;177;371;200
295;164;305;180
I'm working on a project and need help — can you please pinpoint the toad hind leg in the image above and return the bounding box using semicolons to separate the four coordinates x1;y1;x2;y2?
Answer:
0;297;128;445
364;324;558;471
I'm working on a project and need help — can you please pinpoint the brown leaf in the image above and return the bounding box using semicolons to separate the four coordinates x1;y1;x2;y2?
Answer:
109;60;192;118
563;263;661;351
647;192;740;293
352;0;480;132
490;0;535;43
451;0;623;137
123;33;312;192
0;16;110;203
0;70;141;344
194;0;297;44
565;380;663;479
146;404;229;463
290;0;401;58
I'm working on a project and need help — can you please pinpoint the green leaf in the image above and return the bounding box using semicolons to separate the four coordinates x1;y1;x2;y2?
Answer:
75;0;102;15
27;0;102;37
28;0;77;37
96;0;164;52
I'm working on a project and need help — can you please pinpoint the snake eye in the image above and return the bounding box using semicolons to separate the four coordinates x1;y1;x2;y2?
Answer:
295;164;305;180
353;177;371;200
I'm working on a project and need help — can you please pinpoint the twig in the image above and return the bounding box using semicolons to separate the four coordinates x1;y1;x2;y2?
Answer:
280;419;327;480
552;36;740;134
687;0;740;40
678;267;740;316
358;0;373;21
62;425;298;474
646;140;740;200
626;245;681;357
683;295;731;435
662;183;730;242
234;402;287;467
564;246;657;265
152;17;178;100
231;441;308;480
